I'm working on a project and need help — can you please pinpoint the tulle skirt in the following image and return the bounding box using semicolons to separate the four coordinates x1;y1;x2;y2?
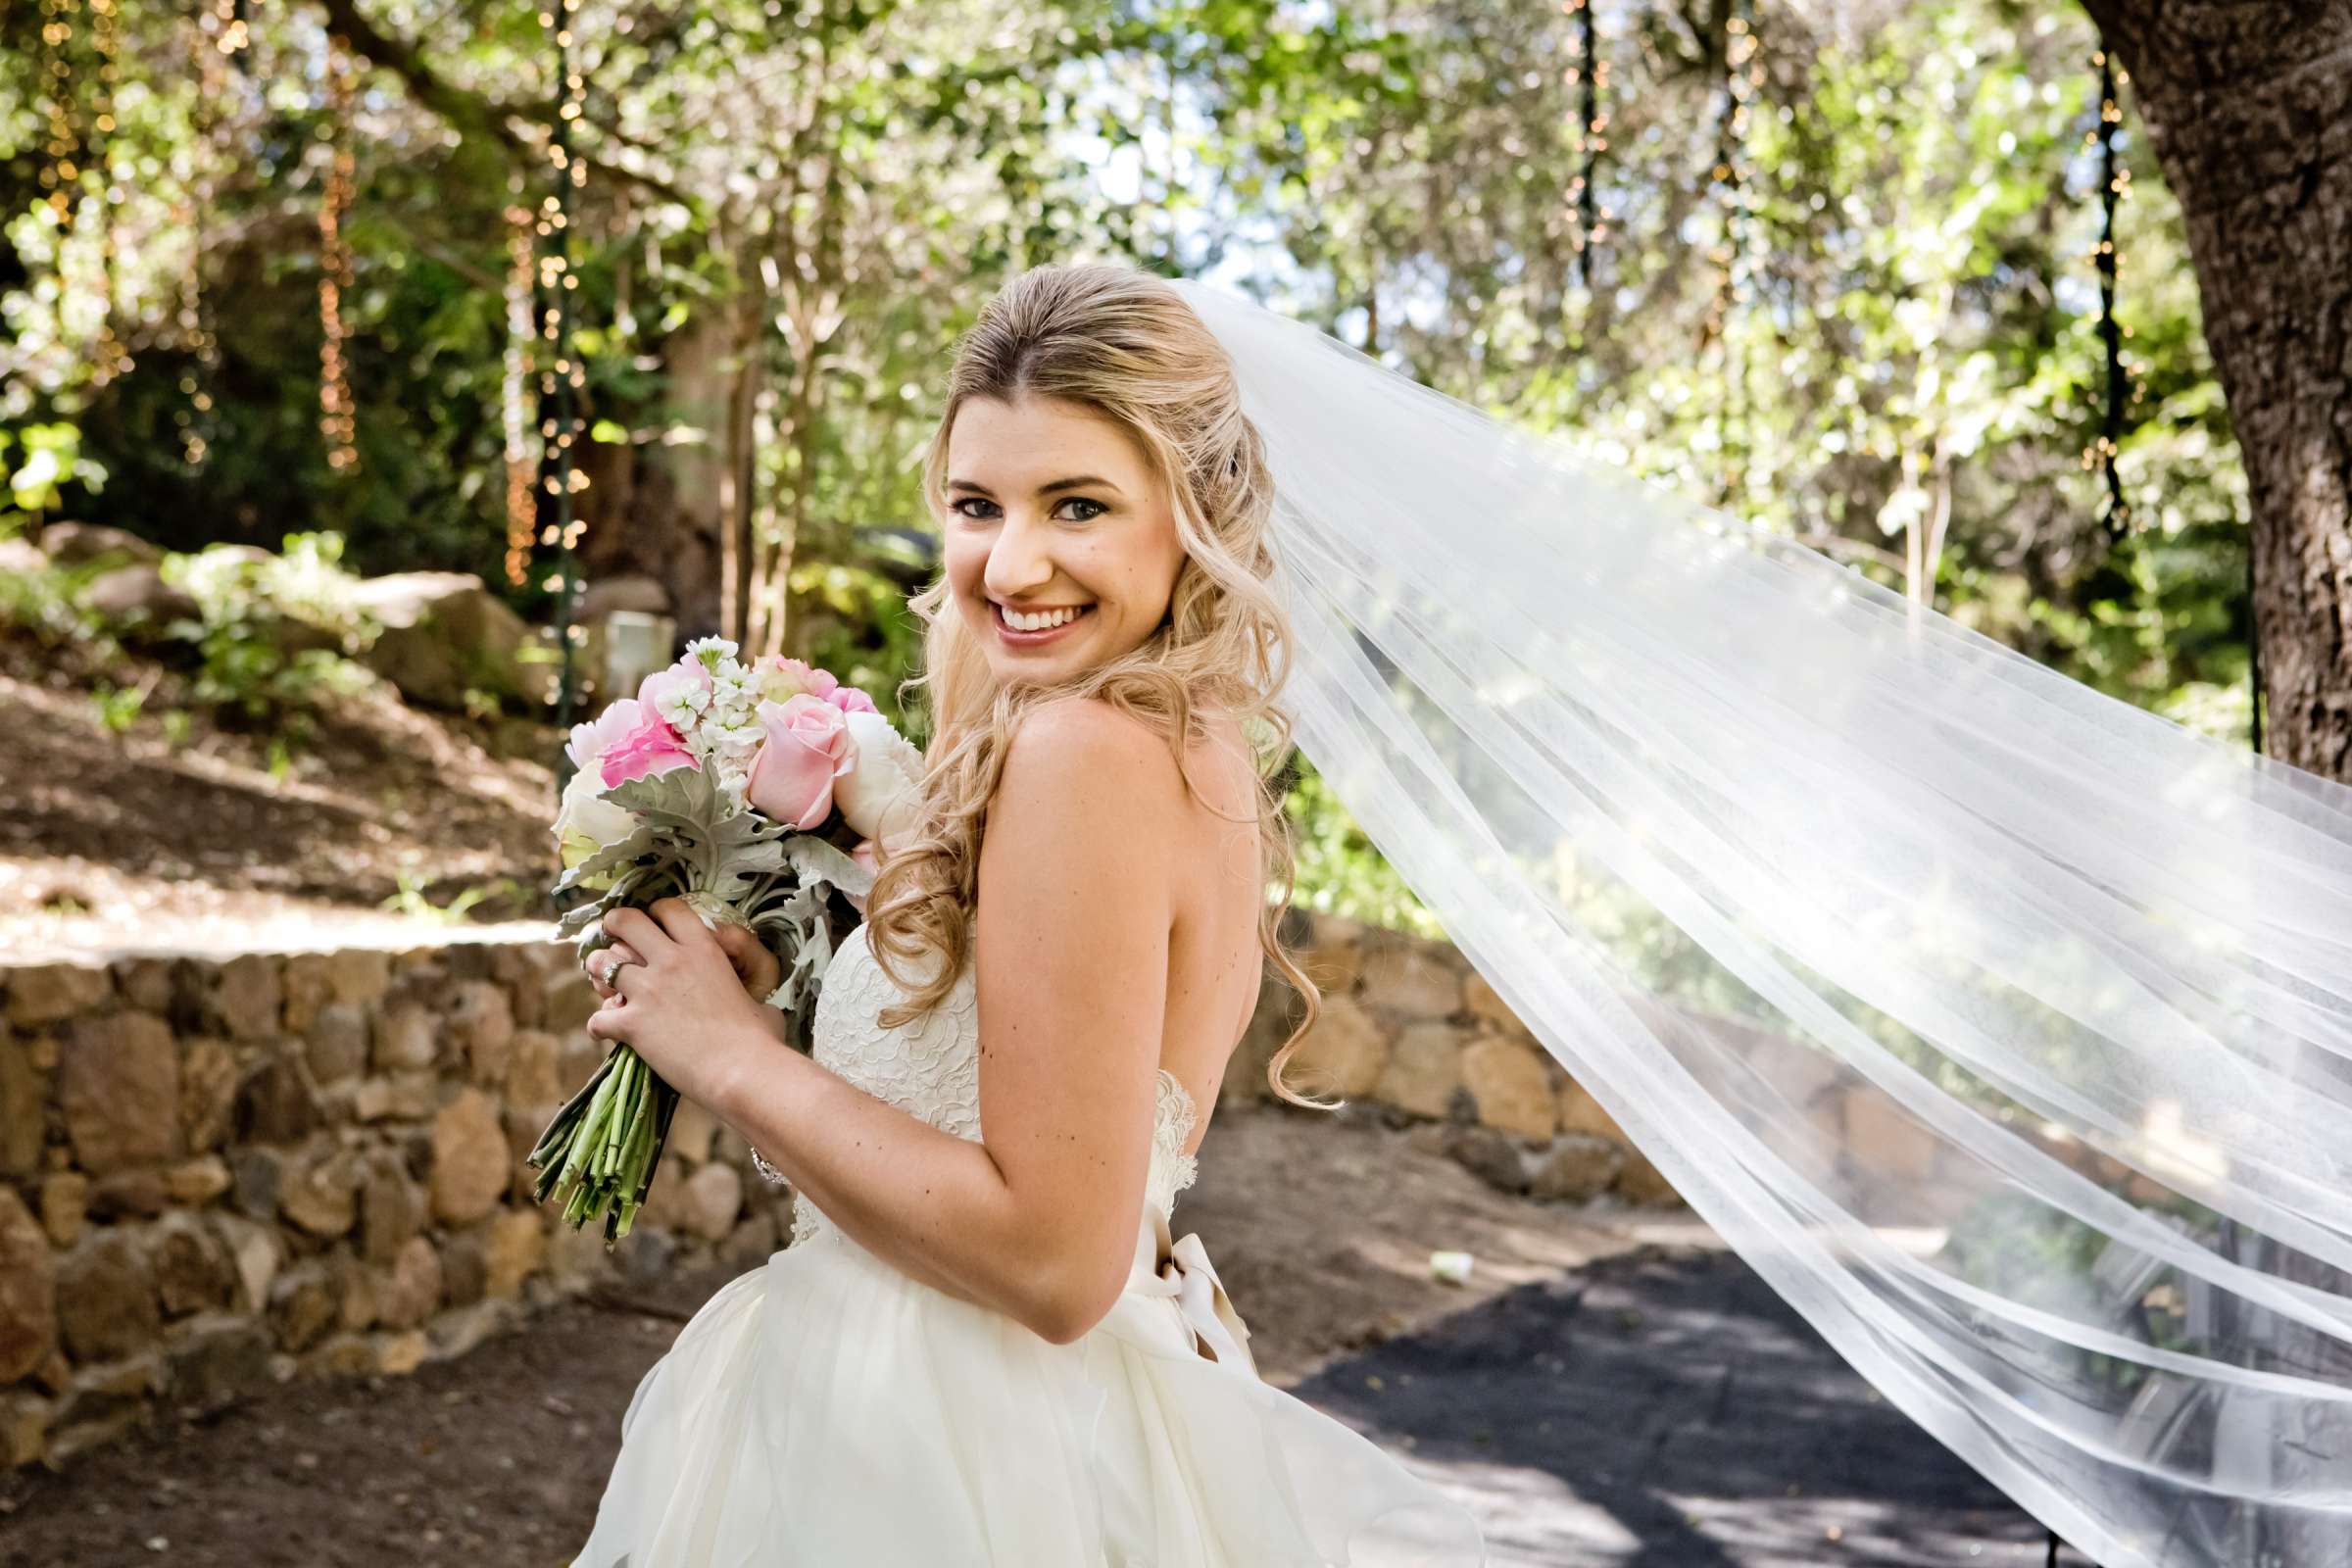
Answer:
570;1215;1490;1566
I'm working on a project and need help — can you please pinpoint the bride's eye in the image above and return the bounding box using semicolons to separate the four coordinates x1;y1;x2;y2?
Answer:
1056;498;1107;522
951;498;998;520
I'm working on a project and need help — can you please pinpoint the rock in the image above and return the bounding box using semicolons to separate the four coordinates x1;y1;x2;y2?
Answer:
305;1002;371;1085
1841;1088;1937;1182
484;1210;545;1298
359;1149;424;1266
229;1147;282;1223
0;1189;58;1382
352;570;551;711
664;1095;719;1168
1614;1148;1682;1206
58;1011;180;1173
279;954;335;1035
374;1236;443;1331
45;1349;165;1462
81;563;201;638
371;1002;439;1073
451;981;514;1087
1463;968;1533;1040
439;1226;489;1307
56;1230;162;1361
210;1214;280;1312
431;1090;510;1225
153;1212;236;1316
543;969;600;1034
577;573;671;625
504;1029;563;1108
165;1316;272;1415
1357;937;1463;1021
1284;994;1390;1099
40;520;161;565
1556;1078;1628;1144
179;1036;238;1154
164;1154;232;1205
298;1332;376;1379
5;963;111;1028
0;1036;47;1177
1461;1036;1558;1139
233;1053;322;1145
427;1298;517;1361
720;1207;782;1272
1446;1125;1532;1195
1298;913;1366;996
680;1162;743;1243
88;1168;172;1221
324;950;392;1007
0;1390;50;1467
111;957;175;1013
207;955;283;1042
37;1172;88;1247
1373;1022;1463;1120
268;1264;337;1353
278;1139;364;1240
373;1328;430;1376
1530;1134;1625;1201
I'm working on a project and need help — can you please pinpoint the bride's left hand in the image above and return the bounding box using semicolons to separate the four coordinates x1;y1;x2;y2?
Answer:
584;898;775;1110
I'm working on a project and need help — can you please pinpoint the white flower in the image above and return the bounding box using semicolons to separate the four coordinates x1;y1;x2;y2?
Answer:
835;709;926;847
553;765;637;869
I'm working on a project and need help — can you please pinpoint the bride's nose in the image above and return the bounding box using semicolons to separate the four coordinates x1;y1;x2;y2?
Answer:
983;514;1057;604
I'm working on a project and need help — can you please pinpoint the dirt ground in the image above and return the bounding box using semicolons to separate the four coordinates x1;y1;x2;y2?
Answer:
0;632;562;962
0;1106;1706;1568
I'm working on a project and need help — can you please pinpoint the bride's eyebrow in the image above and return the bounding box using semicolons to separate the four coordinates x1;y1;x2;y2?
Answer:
947;475;1124;498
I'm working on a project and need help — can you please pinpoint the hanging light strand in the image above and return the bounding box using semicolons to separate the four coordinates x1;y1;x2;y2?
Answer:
1560;0;1609;284
539;0;592;733
86;0;127;383
1706;0;1760;506
318;29;360;472
503;195;540;588
2082;45;2135;540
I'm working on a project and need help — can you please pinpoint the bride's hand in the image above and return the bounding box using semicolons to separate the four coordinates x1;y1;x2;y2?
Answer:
584;898;776;1107
586;914;782;1005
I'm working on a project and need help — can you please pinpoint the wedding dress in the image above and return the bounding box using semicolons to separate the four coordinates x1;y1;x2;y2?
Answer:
570;915;1491;1566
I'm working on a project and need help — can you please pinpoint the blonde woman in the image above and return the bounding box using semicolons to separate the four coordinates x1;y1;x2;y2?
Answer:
571;263;1489;1564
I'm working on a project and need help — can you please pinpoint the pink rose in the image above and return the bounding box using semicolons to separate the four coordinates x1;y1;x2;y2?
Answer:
828;684;879;714
600;711;699;788
567;696;648;773
753;658;837;705
745;694;855;830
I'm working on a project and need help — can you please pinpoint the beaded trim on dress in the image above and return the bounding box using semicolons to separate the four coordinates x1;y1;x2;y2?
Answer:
783;920;1200;1249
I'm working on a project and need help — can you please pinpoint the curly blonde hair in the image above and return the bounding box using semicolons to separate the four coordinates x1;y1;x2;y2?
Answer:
858;262;1335;1111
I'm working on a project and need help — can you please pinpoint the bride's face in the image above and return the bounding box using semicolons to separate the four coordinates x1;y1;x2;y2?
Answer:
942;393;1186;685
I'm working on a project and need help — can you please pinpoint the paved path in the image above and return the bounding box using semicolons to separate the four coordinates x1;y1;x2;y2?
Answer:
1291;1242;2072;1567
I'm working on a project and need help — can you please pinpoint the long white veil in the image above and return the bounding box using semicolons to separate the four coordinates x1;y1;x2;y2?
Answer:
1167;277;2352;1568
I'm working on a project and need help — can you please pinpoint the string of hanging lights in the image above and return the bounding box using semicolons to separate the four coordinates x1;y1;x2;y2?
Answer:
538;0;592;737
503;194;540;589
1560;0;1609;287
318;29;361;472
1705;0;1760;507
2081;44;2134;541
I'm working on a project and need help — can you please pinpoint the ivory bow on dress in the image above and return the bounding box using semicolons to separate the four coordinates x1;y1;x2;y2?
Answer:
1130;1207;1257;1380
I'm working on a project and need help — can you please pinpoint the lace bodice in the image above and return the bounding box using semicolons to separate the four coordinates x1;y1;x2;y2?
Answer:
786;919;1200;1249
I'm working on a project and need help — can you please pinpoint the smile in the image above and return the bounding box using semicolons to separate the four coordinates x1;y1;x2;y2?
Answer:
993;602;1095;645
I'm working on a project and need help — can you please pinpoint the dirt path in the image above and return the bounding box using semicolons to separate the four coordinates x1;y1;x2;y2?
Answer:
0;1106;2061;1567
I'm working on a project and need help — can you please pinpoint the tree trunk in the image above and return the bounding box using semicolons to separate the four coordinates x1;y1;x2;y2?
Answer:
2078;1;2352;781
2066;12;2350;1565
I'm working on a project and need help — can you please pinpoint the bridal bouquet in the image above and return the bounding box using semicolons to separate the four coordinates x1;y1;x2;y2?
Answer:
527;635;924;1245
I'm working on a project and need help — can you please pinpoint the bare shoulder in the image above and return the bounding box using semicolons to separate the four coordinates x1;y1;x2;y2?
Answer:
990;697;1188;848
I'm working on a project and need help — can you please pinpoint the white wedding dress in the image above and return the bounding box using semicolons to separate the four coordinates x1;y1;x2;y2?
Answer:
570;917;1491;1565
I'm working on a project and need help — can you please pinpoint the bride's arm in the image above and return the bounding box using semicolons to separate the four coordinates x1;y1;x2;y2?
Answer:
710;696;1180;1344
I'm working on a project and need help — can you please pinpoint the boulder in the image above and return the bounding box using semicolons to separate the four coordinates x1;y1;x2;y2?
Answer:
0;1189;57;1382
58;1011;180;1173
80;564;199;639
40;521;161;566
351;571;553;711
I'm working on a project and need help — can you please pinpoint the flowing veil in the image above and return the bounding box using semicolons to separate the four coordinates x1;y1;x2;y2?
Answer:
1165;277;2352;1568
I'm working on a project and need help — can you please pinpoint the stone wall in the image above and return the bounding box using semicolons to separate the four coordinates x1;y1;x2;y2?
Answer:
3;908;2031;1473
1218;910;1687;1207
0;938;788;1472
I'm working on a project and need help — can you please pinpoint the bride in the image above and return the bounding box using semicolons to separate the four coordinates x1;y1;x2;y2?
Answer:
564;263;1491;1564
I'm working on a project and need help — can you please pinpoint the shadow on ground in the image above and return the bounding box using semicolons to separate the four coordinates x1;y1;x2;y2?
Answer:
1293;1243;2069;1567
